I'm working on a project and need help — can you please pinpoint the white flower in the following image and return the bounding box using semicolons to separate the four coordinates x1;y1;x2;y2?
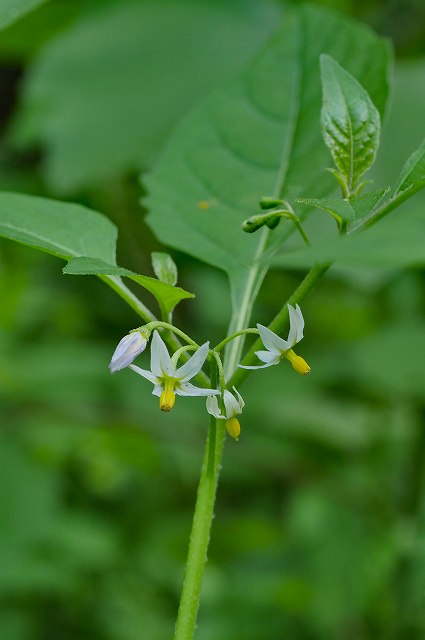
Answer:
239;304;310;375
129;330;219;411
206;387;244;440
109;330;149;373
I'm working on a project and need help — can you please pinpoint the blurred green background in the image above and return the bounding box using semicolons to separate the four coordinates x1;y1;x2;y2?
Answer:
1;1;425;639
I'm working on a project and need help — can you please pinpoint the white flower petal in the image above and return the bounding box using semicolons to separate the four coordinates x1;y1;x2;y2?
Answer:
238;361;277;370
257;324;289;352
108;332;147;372
223;390;242;417
287;303;305;346
255;349;280;364
175;342;210;381
128;364;158;384
231;386;245;410
177;382;220;397
206;395;225;419
150;331;174;377
152;383;163;397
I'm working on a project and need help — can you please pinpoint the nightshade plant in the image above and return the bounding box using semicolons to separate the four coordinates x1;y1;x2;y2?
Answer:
1;4;425;639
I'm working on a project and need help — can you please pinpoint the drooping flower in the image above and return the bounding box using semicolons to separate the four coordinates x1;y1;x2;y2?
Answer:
109;329;150;373
239;304;310;375
129;330;219;411
206;387;245;440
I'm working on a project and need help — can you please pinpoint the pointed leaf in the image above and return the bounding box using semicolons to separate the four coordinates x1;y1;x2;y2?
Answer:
0;192;117;262
320;54;381;194
63;256;194;316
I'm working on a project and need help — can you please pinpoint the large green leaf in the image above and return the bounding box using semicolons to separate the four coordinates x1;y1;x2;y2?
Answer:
11;0;281;192
0;0;48;30
320;54;381;195
145;4;390;352
63;257;194;317
0;192;117;262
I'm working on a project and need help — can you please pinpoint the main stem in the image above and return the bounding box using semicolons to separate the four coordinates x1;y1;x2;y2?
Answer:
174;263;330;639
174;365;225;639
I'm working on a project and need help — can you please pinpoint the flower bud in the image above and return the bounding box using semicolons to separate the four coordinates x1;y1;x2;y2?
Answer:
259;196;284;210
109;330;149;373
242;212;281;233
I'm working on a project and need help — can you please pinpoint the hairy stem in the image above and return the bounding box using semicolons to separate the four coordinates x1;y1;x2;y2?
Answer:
174;364;225;640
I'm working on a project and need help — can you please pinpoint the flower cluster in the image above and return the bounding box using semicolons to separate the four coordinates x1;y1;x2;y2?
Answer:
109;304;310;439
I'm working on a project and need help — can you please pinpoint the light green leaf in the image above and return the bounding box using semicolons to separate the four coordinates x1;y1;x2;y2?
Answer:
0;0;47;30
297;188;390;224
63;257;194;317
145;5;390;342
11;0;281;192
320;54;381;196
349;187;391;219
394;137;425;196
151;252;178;286
272;205;425;269
296;197;356;224
0;192;117;263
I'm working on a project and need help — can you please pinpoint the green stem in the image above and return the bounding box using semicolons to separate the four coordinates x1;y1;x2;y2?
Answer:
174;364;225;640
356;182;425;231
228;262;330;389
213;328;259;353
144;321;198;347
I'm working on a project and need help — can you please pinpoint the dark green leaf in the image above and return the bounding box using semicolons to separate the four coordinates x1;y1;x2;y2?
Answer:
320;54;381;195
0;192;117;262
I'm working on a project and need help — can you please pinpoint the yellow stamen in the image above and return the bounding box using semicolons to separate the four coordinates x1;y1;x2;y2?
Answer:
285;349;311;376
160;379;176;412
226;417;241;440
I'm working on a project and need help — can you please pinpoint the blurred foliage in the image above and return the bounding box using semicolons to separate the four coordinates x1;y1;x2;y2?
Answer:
1;1;425;639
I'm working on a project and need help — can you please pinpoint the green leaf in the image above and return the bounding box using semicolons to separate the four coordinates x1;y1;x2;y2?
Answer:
11;0;281;192
151;252;178;286
0;192;117;263
349;187;391;219
63;257;194;317
0;0;48;30
320;54;381;195
394;136;425;196
145;5;390;337
296;197;356;224
296;188;390;224
272;204;425;269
